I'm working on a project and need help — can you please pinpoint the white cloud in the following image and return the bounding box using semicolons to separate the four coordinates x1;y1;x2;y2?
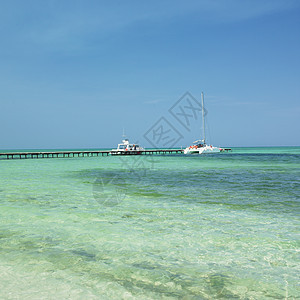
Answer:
144;99;165;104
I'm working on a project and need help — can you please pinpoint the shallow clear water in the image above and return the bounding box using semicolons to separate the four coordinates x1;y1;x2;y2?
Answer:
0;148;299;299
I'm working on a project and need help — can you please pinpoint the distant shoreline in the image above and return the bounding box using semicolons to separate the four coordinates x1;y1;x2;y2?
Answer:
1;145;300;152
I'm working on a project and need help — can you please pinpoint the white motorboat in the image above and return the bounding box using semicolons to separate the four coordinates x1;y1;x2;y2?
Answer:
111;137;144;155
184;92;224;155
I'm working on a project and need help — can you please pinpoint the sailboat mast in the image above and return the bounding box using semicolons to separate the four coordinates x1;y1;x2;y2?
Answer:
201;92;206;144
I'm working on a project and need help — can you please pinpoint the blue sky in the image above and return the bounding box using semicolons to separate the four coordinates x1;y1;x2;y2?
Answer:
0;0;299;149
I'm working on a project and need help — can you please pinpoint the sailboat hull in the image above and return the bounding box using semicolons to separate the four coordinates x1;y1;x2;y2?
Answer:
184;145;221;154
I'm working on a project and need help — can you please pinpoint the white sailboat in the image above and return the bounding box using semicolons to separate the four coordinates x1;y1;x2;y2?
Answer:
184;92;223;154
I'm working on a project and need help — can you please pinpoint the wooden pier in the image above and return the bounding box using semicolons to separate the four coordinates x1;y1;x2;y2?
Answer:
0;149;184;160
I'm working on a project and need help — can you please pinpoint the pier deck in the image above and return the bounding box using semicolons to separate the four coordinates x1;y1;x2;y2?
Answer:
0;149;185;160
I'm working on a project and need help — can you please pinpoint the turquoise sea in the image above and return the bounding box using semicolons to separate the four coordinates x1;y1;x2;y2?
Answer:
0;147;299;299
